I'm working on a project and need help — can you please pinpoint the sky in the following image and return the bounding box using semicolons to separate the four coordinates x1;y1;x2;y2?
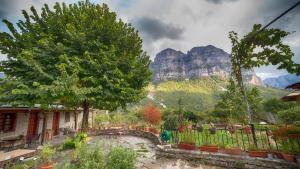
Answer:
0;0;300;80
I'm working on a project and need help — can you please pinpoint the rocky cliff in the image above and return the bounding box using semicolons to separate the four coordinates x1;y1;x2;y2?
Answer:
150;45;263;85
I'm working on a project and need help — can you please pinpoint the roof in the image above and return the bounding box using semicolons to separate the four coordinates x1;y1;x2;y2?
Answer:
286;82;300;89
282;91;300;101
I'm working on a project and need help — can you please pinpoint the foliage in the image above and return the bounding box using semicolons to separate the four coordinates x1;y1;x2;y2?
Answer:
180;131;196;144
106;147;137;169
212;79;262;124
8;159;35;169
277;107;300;124
162;110;179;130
61;132;89;150
143;104;161;125
0;1;151;128
183;111;201;123
229;24;296;123
263;98;297;114
38;144;55;164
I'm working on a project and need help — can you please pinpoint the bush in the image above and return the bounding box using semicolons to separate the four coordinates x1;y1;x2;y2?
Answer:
277;107;300;124
143;104;161;125
163;114;179;130
38;144;55;165
61;132;89;150
106;147;136;169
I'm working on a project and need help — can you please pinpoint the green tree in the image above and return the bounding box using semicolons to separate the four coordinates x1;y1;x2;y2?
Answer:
229;24;297;123
212;79;262;124
0;1;151;128
263;98;297;114
277;107;300;124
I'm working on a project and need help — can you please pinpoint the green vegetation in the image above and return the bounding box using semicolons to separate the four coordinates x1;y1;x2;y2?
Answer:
38;144;55;165
61;132;89;150
62;143;136;169
0;0;151;129
106;147;137;169
129;76;288;116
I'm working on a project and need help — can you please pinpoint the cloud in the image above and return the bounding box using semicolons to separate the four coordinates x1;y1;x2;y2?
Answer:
133;17;184;41
205;0;239;4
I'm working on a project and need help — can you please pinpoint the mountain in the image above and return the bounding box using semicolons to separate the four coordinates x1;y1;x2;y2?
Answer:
264;74;300;89
150;45;263;85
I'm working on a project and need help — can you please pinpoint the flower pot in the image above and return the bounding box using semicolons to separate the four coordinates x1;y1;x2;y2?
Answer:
209;128;216;134
144;127;150;132
220;148;242;155
243;127;251;134
288;134;300;139
199;145;218;153
178;142;196;150
281;152;295;162
271;151;283;159
248;151;267;158
40;164;53;169
178;126;185;133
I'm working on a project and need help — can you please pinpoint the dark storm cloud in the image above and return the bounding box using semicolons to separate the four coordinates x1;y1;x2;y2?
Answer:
205;0;238;4
134;17;184;41
0;0;12;19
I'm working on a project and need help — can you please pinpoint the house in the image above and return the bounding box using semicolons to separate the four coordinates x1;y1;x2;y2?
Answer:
0;107;83;148
282;82;300;109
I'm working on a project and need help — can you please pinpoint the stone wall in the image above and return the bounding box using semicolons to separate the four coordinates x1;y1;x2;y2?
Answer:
91;129;161;145
156;147;300;169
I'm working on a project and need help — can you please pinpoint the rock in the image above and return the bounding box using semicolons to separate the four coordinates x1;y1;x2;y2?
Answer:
151;45;263;86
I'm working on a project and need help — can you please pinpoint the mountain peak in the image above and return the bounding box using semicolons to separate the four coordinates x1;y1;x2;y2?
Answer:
151;45;262;85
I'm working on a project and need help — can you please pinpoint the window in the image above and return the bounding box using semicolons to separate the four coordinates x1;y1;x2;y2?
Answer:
0;113;17;133
65;112;70;122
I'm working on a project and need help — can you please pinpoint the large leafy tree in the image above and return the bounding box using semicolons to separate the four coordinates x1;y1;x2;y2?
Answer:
0;1;151;128
229;24;297;123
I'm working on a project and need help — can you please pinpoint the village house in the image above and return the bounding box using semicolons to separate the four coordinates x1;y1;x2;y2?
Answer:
0;106;84;149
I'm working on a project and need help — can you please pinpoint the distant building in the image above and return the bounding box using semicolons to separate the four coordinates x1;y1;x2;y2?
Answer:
282;82;300;109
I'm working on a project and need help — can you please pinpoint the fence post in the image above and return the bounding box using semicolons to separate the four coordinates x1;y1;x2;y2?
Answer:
250;124;258;148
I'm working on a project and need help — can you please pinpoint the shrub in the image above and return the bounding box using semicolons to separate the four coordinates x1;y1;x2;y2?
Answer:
62;132;89;150
38;144;55;165
106;147;137;169
163;114;179;130
143;104;161;125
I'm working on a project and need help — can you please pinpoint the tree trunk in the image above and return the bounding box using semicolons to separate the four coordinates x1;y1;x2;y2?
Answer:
81;100;89;130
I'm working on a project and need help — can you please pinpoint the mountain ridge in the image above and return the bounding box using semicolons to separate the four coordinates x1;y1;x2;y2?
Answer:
150;45;263;86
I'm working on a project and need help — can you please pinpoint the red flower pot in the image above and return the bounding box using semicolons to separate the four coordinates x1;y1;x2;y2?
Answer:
40;164;53;169
178;142;196;150
243;127;251;134
248;151;267;158
178;126;185;133
272;151;283;159
281;153;295;162
220;148;242;155
288;134;300;139
199;145;218;153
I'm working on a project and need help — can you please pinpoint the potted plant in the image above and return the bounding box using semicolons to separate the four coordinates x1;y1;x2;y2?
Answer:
280;144;295;162
243;126;251;134
267;146;283;159
199;129;218;153
178;132;196;150
247;145;267;158
220;144;242;155
178;125;185;133
38;144;55;169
